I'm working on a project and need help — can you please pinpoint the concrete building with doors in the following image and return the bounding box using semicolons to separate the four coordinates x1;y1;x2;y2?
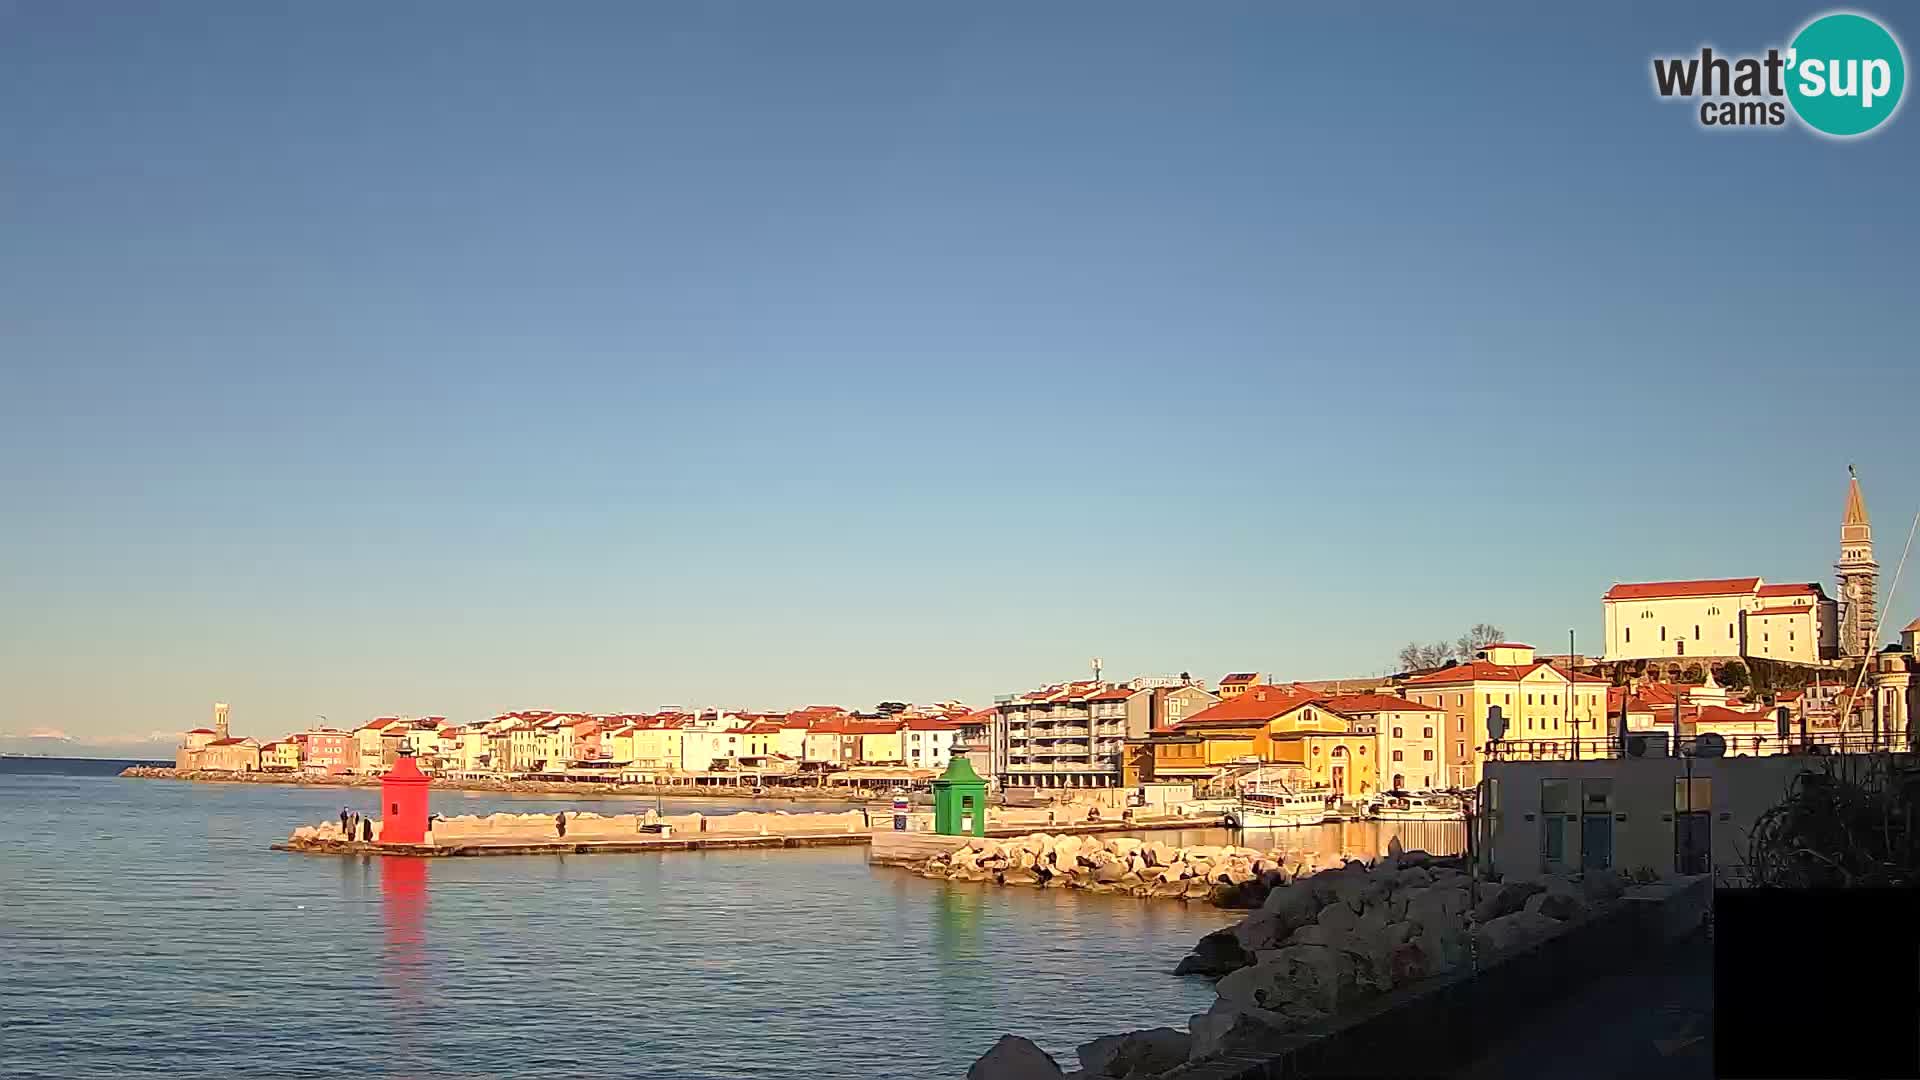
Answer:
1478;750;1903;884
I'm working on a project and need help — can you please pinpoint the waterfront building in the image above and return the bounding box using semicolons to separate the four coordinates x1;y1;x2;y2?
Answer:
902;716;960;770
993;676;1215;790
260;740;300;771
353;718;403;773
295;729;353;775
1142;686;1377;796
1217;673;1264;701
1319;693;1444;792
626;716;687;770
174;703;262;771
1401;643;1609;788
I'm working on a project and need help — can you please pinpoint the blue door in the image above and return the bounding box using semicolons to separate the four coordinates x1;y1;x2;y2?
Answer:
1581;813;1612;870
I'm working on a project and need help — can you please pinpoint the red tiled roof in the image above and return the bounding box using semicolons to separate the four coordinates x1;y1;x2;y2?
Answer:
1749;604;1813;616
1696;705;1772;727
1321;693;1439;715
1086;687;1137;702
1176;687;1325;727
1480;642;1532;650
1406;660;1607;686
1604;577;1760;601
1220;673;1260;685
185;728;216;735
1757;583;1822;598
206;738;253;747
903;717;960;731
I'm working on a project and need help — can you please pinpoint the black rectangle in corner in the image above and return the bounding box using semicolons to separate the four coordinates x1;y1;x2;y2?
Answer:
1716;889;1920;1079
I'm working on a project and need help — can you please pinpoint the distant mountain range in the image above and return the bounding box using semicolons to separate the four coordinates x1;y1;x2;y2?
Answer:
0;732;178;760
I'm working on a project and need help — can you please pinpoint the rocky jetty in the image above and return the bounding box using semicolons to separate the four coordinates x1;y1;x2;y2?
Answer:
964;848;1634;1078
917;833;1347;905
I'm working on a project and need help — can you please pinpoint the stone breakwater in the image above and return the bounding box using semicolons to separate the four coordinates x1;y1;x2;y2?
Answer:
120;766;852;801
916;833;1348;905
965;851;1649;1079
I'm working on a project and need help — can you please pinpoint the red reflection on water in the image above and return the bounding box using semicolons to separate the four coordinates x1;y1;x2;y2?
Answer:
379;856;429;1007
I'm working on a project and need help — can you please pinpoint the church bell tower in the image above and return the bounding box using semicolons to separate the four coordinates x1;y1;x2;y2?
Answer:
1837;466;1879;657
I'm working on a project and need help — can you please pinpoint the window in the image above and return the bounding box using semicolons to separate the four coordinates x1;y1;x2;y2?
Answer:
1660;626;1667;641
1626;628;1631;643
1393;750;1404;762
1694;625;1700;640
1392;726;1403;738
1790;631;1796;641
1504;694;1511;704
1707;606;1720;616
1456;716;1464;731
1455;694;1464;706
1527;694;1534;706
1456;741;1465;758
1423;726;1433;738
1728;623;1734;638
1423;749;1434;761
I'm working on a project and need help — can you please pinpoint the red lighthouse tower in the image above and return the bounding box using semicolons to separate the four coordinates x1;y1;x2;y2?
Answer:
379;751;432;845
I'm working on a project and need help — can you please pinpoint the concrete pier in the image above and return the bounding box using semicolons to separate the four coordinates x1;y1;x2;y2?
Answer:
275;832;871;858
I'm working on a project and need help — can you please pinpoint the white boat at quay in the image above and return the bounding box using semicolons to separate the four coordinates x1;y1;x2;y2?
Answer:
1222;788;1336;829
1364;792;1465;821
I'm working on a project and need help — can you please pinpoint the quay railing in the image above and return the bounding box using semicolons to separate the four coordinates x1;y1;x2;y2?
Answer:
1484;731;1909;762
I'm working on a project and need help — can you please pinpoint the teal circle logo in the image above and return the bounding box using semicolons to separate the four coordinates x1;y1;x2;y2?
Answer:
1786;12;1905;136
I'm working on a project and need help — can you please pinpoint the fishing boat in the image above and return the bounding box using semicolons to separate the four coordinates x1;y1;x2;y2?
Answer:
1222;786;1336;828
1364;791;1465;821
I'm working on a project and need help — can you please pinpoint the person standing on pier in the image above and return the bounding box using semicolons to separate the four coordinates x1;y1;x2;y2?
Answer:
554;811;567;839
361;816;373;842
339;807;351;837
347;811;359;841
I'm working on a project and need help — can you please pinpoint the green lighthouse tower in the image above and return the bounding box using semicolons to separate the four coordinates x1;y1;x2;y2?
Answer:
932;756;988;837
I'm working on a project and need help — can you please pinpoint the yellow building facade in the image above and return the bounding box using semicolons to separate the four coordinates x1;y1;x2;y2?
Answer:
1402;643;1608;788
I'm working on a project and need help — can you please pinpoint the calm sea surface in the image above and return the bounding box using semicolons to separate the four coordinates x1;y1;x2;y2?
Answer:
1;759;1263;1079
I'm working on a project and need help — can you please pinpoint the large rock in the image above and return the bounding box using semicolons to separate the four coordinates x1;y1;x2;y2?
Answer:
1526;890;1588;922
1076;1027;1191;1078
1052;835;1085;867
967;1035;1063;1080
1187;1002;1297;1062
1173;927;1250;976
1260;881;1322;928
1220;943;1364;1017
1107;837;1143;859
1580;868;1626;903
1093;860;1128;884
1144;841;1174;867
1231;910;1290;953
1403;885;1468;935
1002;868;1041;886
1476;910;1563;956
1317;899;1362;935
1470;881;1543;923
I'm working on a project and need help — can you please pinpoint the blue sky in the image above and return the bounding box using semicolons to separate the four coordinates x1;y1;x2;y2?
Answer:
3;2;1916;743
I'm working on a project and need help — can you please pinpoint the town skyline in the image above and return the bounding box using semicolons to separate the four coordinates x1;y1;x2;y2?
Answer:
4;3;1916;743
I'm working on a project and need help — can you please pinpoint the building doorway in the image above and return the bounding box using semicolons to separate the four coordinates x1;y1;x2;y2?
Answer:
1392;772;1405;791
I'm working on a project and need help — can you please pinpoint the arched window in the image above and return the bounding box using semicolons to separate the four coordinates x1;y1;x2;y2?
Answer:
1694;625;1701;640
1660;627;1667;641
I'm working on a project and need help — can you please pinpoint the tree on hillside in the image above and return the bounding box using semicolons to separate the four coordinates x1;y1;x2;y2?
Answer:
1456;623;1507;660
1396;641;1455;672
1394;623;1508;673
